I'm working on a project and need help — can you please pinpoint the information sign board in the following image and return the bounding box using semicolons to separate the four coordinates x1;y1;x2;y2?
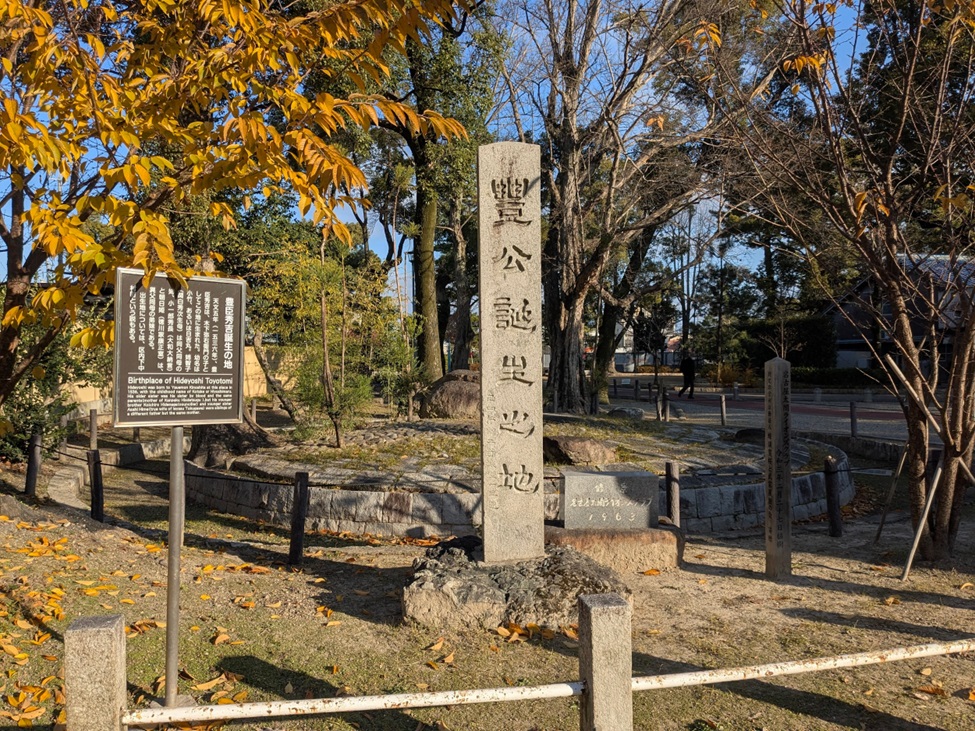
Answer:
113;268;246;427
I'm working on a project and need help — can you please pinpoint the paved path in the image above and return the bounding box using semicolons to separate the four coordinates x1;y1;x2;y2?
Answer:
607;389;912;444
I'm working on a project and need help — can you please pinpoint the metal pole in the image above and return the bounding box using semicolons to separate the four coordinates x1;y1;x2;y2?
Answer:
719;395;727;427
901;455;944;582
25;432;42;498
288;472;310;566
86;450;105;522
823;456;842;538
874;441;909;544
89;408;98;450
849;401;858;438
165;426;185;706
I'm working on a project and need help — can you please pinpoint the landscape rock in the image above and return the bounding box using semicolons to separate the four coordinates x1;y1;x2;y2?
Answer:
608;407;644;420
543;435;617;465
419;371;480;419
402;536;630;629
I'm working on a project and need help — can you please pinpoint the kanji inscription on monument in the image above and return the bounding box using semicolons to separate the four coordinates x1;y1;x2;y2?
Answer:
114;268;246;427
562;471;658;530
478;142;543;563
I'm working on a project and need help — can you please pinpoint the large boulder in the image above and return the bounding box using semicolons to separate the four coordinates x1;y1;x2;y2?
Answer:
543;435;617;465
419;370;480;419
403;537;630;629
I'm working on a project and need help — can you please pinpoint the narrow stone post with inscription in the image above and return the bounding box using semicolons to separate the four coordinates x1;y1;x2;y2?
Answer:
765;357;792;578
478;142;544;564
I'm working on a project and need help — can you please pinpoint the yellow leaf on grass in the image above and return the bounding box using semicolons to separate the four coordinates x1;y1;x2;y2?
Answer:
191;675;227;692
642;569;661;576
884;596;901;606
212;634;230;645
427;637;445;652
442;652;455;665
325;620;341;628
495;626;511;638
960;582;974;590
426;661;439;670
916;685;947;697
968;688;975;701
920;667;932;676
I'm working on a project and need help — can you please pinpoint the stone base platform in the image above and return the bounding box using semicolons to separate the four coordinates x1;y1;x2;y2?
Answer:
402;537;630;630
544;525;682;579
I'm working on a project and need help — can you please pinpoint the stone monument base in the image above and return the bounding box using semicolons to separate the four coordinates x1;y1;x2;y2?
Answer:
544;525;682;579
402;537;630;630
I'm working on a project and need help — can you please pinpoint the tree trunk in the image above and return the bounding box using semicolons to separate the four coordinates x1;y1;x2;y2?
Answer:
448;194;474;371
320;291;342;448
414;179;443;381
251;333;300;422
546;297;588;413
593;301;623;404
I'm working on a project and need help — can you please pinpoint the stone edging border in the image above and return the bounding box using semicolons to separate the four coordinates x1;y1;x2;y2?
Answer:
185;440;855;537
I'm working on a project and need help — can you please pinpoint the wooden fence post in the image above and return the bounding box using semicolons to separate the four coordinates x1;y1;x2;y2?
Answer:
25;432;42;498
824;456;843;538
86;450;104;523
288;472;310;566
89;409;98;450
665;462;680;529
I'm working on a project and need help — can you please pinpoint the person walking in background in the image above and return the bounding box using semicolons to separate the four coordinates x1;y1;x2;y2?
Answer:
678;352;695;399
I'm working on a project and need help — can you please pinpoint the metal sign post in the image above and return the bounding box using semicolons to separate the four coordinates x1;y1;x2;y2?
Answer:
113;268;245;706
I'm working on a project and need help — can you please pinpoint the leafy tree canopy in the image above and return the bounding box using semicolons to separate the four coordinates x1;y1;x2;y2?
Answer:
0;0;465;408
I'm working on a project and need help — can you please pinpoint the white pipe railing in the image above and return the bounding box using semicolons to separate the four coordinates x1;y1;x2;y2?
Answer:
123;681;584;725
631;638;975;691
121;637;975;727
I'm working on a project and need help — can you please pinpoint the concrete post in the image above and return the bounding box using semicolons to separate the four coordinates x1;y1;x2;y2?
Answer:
764;357;792;579
65;614;127;731
579;594;632;731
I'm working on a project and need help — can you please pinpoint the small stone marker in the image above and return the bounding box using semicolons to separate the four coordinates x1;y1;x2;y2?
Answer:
563;471;658;530
764;357;792;578
65;614;126;731
478;142;544;564
579;594;633;731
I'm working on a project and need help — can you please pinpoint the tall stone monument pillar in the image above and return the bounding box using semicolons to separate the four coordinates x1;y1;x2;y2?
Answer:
764;357;792;578
478;142;544;564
